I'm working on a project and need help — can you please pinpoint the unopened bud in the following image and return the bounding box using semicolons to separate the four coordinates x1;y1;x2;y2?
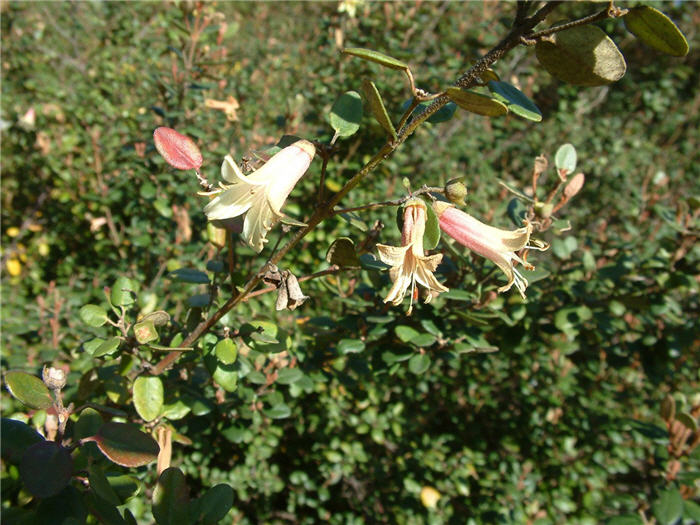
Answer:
207;222;228;249
534;201;553;219
42;366;66;391
445;178;468;206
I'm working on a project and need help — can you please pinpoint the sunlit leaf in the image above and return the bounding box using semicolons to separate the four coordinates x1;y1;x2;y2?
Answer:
624;6;689;57
153;127;203;170
342;47;409;70
535;25;626;86
133;376;164;422
361;78;397;140
446;87;508;117
4;371;53;410
85;422;159;467
330;91;363;139
488;81;542;121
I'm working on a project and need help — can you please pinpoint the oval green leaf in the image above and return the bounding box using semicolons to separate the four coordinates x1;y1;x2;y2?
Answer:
361;78;397;140
423;199;441;250
487;81;542;121
85;489;127;525
624;6;689;57
168;268;209;284
110;276;136;307
133;376;164;422
212;363;238;393
338;338;365;354
408;353;431;375
651;488;683;525
264;403;291;419
214;338;238;365
89;466;121;506
93;337;122;358
86;422;159;467
4;371;53;410
326;237;361;268
330;91;363;139
535;25;626;86
20;441;73;498
342;47;409;70
191;484;234;525
555;143;577;174
80;304;109;327
446;87;508;117
1;418;45;464
276;368;304;385
153;467;190;525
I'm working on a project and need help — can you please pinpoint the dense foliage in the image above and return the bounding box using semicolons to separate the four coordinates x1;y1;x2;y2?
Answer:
1;2;698;524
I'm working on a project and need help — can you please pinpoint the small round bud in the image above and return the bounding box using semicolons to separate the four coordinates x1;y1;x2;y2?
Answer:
42;366;66;391
534;201;553;219
445;178;468;206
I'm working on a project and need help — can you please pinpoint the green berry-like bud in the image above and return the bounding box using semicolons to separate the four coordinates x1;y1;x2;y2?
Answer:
534;201;553;219
445;178;468;206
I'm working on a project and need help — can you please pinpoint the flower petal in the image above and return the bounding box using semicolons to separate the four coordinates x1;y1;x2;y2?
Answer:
376;243;411;267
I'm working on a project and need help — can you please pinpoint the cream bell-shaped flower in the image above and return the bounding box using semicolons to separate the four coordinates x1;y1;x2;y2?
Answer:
376;199;448;314
433;201;547;298
202;140;315;252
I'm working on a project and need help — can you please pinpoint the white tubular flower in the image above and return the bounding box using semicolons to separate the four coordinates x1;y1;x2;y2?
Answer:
203;139;315;252
433;201;547;298
376;199;448;314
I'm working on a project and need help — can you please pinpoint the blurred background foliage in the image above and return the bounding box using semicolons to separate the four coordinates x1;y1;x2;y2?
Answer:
1;1;699;524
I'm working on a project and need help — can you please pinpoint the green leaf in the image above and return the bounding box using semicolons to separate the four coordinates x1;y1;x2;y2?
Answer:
555;143;577;174
4;371;53;410
426;102;457;123
106;474;141;505
684;500;700;522
190;484;234;525
395;325;420;343
507;198;528;226
624;6;688;57
651;488;683;525
326;237;361;268
212;363;238;393
168;268;209;284
408;354;431;375
133;376;164;422
338;338;365;354
361;78;396;140
342;47;409;70
276;368;304;385
606;516;644;525
20;441;73;498
111;276;136;307
676;411;698;431
423;199;441;250
330;91;363;139
488;81;542;121
93;337;122;358
85;490;127;525
133;319;158;344
89;465;122;506
535;25;626;86
85;422;160;467
410;334;437;348
445;87;508;117
264;403;291;419
215;338;238;365
1;418;45;464
80;304;109;327
153;468;190;525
